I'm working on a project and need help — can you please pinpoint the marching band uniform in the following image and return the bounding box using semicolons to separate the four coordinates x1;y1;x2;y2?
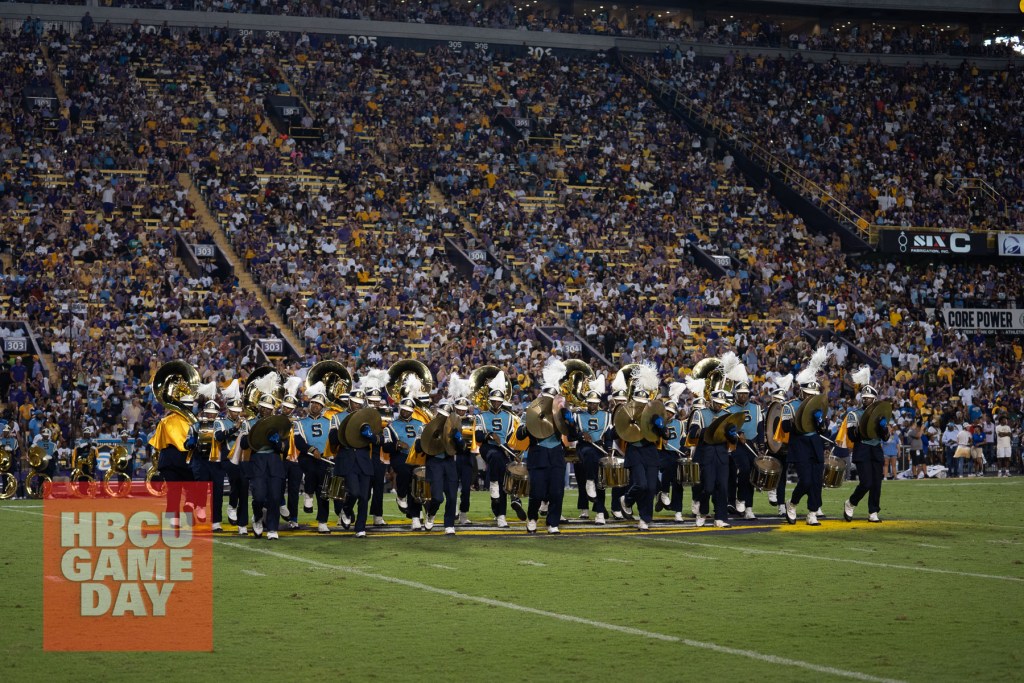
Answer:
32;432;57;479
655;403;685;522
517;382;577;534
453;397;478;525
329;392;372;537
686;396;707;516
326;394;352;521
476;390;516;527
576;391;613;524
215;402;246;534
607;388;629;519
621;388;664;531
278;384;305;530
294;384;333;534
843;382;885;523
727;382;763;519
149;400;197;520
690;389;737;528
782;379;828;527
185;399;221;527
766;376;793;513
426;400;461;534
241;395;288;540
390;398;429;529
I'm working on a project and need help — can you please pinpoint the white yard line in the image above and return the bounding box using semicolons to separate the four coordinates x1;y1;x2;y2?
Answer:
519;560;546;567
429;563;456;570
242;569;266;577
635;537;1024;583
914;543;951;549
214;540;904;683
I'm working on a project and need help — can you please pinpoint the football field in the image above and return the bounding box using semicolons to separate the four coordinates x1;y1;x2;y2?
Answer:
1;479;1021;682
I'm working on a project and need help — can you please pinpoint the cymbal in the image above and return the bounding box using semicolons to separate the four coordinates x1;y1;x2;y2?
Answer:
704;412;745;445
795;393;828;434
861;400;893;441
249;415;292;452
525;396;555;440
335;413;351;449
613;400;643;443
345;407;382;449
640;399;666;443
551;395;572;436
419;413;448;457
443;412;462;457
765;401;785;454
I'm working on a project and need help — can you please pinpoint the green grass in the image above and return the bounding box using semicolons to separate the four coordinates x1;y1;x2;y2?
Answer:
2;479;1023;682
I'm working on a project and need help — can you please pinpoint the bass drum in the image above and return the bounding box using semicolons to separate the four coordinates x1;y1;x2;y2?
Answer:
824;454;848;489
750;455;783;492
597;456;629;489
676;457;701;485
503;463;530;498
411;467;432;503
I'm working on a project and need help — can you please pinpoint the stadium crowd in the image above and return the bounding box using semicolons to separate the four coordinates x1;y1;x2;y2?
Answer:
0;20;1020;477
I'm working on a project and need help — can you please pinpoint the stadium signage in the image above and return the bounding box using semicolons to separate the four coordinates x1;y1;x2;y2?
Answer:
878;229;992;255
260;338;285;355
939;307;1024;335
3;336;28;353
193;244;215;258
997;233;1024;256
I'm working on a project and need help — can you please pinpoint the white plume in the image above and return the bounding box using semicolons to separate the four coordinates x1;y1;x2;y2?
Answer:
631;361;660;392
851;365;872;387
611;369;627;394
720;351;740;377
726;362;749;384
283;376;303;398
488;371;507;393
775;373;794;394
252;371;281;397
358;368;389;393
668;381;686;404
542;356;567;389
197;381;217;401
304;381;326;398
403;372;424;398
446;372;472;401
221;379;241;401
685;376;706;398
796;346;831;385
590;373;607;396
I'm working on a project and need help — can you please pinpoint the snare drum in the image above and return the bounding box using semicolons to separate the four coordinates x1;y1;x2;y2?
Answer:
563;443;579;464
411;466;432;503
823;455;848;489
676;457;701;485
325;475;348;501
504;463;530;497
750;455;783;492
597;456;629;489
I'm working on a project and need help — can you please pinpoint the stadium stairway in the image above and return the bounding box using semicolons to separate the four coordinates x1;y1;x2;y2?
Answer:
178;172;307;357
39;43;67;104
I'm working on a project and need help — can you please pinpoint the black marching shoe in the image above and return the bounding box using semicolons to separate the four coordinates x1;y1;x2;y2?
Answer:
510;497;527;521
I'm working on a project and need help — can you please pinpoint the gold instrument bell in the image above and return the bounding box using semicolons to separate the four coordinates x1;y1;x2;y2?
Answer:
613;400;644;443
795;393;828;434
704;412;746;445
249;415;293;452
345;407;383;449
243;365;282;417
639;399;667;443
307;360;353;412
560;359;596;408
469;365;507;411
387;359;434;403
690;357;724;401
153;360;200;424
525;395;556;440
27;444;50;469
860;400;894;441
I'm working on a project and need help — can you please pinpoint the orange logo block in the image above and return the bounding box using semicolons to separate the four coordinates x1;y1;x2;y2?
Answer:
43;482;213;651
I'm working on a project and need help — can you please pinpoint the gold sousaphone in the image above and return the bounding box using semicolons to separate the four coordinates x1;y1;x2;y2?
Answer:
795;393;829;434
560;359;596;409
153;360;200;424
243;365;282;417
307;360;353;412
690;357;724;401
861;400;894;441
102;445;133;497
469;365;510;411
387;359;434;404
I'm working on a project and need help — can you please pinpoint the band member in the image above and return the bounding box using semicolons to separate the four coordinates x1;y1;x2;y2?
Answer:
359;370;392;527
149;393;197;524
3;425;21;489
295;382;333;534
453;395;478;525
655;383;686;522
278;377;304;530
517;359;579;534
576;378;612;525
329;388;372;537
235;371;282;538
390;394;428;529
241;393;289;541
687;395;707;517
689;387;737;528
767;374;793;514
608;370;630;520
184;386;220;526
620;365;664;531
475;372;516;527
216;382;246;535
728;378;763;520
423;397;461;534
74;426;98;482
842;369;885;523
32;428;57;479
326;392;353;523
782;348;831;526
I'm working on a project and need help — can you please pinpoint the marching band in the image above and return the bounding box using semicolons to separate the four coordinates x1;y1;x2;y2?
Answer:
14;345;898;537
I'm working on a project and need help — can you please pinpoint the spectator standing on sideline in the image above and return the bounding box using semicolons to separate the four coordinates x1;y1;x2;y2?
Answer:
882;427;901;480
995;417;1013;477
